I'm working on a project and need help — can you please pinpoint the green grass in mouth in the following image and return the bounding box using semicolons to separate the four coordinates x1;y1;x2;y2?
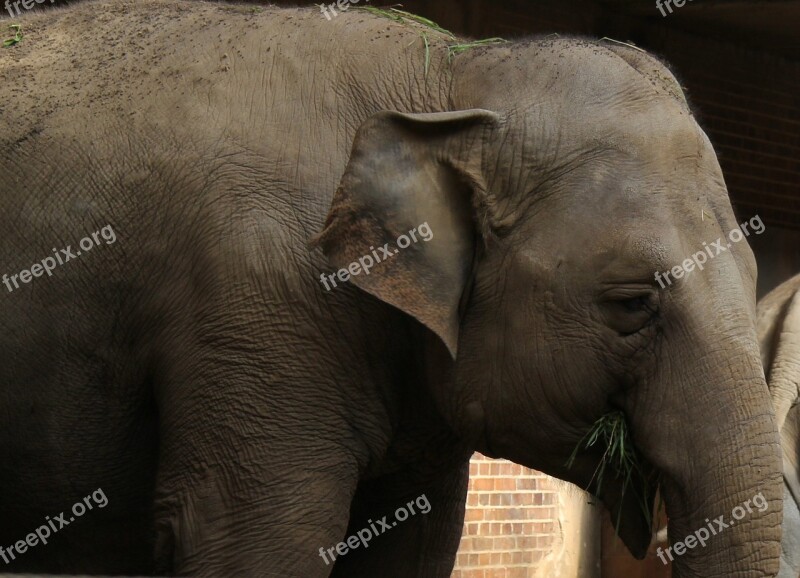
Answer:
567;410;656;535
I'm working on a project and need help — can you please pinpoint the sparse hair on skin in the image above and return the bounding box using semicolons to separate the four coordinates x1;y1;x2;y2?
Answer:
595;38;695;115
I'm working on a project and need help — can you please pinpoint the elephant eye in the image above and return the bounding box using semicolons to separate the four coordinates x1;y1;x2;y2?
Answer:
600;289;659;335
619;296;651;313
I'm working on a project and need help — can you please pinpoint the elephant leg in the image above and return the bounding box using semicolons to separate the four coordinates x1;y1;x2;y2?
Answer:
154;462;357;578
153;430;360;577
150;367;364;578
329;456;471;578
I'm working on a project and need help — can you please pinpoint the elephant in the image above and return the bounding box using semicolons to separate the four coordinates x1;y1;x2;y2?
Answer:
758;273;800;578
0;1;783;577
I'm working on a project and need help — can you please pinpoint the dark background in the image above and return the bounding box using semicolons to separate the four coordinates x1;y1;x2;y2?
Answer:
7;0;800;296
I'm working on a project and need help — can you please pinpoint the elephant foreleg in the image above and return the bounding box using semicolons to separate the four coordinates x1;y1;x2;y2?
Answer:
151;369;364;578
329;457;471;578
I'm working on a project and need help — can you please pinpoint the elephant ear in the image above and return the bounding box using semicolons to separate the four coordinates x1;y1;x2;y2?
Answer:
311;109;501;358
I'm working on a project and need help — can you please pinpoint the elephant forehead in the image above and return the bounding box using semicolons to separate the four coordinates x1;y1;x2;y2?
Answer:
539;99;709;168
494;101;712;190
466;38;687;115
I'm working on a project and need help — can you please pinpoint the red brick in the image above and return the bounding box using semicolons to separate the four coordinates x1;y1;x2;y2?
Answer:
465;508;484;522
473;478;493;491
454;454;567;575
515;477;538;490
494;478;517;491
514;536;532;549
494;536;516;550
536;536;554;549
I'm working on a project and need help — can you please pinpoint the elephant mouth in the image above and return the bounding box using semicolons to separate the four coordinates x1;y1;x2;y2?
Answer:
480;413;659;558
561;409;660;558
591;451;660;559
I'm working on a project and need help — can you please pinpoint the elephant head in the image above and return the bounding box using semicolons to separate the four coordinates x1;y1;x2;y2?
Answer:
315;39;782;577
757;273;800;578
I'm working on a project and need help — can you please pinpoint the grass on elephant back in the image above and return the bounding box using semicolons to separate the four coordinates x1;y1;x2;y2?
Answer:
567;411;659;534
355;7;508;74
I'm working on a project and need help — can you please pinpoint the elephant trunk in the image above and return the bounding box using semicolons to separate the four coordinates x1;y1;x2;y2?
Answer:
634;340;783;577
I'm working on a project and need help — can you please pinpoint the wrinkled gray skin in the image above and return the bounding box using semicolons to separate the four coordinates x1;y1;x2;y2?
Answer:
758;273;800;578
781;486;800;578
0;1;783;576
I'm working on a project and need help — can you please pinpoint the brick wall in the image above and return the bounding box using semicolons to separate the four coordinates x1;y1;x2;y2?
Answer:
452;454;600;578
